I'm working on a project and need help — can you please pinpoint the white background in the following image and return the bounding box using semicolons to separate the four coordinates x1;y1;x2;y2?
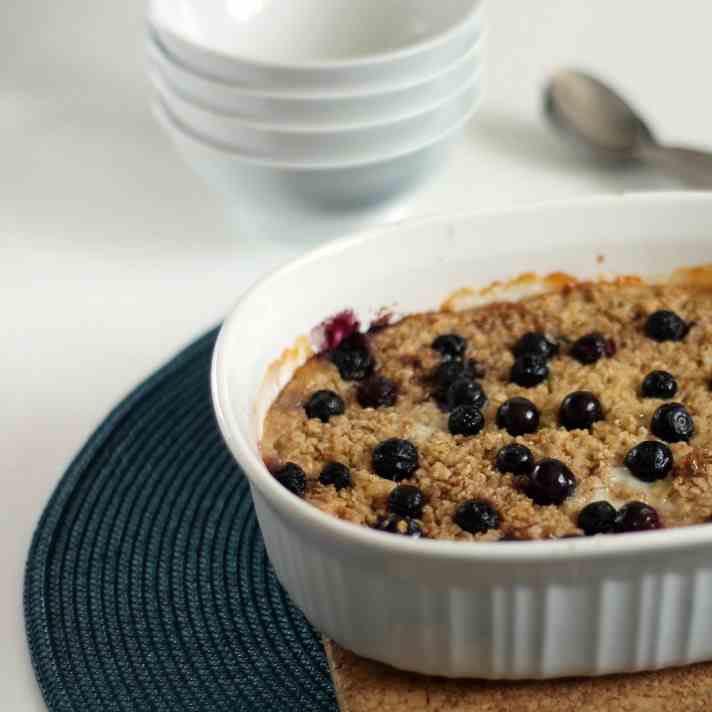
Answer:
3;0;711;708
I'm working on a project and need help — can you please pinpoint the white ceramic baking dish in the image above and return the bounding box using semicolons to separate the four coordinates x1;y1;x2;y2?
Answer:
211;193;712;679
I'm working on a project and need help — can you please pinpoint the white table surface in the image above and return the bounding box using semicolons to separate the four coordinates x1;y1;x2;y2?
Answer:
3;0;712;708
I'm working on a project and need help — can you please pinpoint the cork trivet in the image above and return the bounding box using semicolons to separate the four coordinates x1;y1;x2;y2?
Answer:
324;639;712;712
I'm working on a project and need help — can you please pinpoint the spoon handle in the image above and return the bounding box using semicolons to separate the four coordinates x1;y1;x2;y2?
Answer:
637;143;712;189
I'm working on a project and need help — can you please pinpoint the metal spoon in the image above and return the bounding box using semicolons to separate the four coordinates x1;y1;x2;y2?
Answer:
544;69;712;188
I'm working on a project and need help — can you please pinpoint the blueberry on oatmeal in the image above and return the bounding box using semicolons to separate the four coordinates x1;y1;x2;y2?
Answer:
388;484;425;519
444;378;487;411
578;501;617;536
495;443;535;475
614;502;661;532
525;459;576;506
645;310;689;342
651;403;694;443
570;332;614;365
641;370;678;399
432;358;478;391
263;279;712;542
496;397;540;436
372;514;423;537
558;391;603;431
329;333;374;381
454;500;499;534
319;462;353;490
372;438;419;481
448;405;485;436
624;441;673;482
510;353;549;388
512;331;559;360
304;390;345;422
431;333;467;360
357;375;398;409
274;463;306;497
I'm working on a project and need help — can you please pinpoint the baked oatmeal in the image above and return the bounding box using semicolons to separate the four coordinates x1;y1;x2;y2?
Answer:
261;279;712;541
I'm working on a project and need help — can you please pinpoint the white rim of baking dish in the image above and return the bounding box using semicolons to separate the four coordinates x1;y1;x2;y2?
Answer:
212;192;712;563
148;0;485;72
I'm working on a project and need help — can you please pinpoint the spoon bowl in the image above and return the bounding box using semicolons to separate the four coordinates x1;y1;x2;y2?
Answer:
544;68;712;188
544;69;653;160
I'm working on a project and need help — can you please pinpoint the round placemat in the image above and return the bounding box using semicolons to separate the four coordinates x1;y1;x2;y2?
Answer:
24;328;338;712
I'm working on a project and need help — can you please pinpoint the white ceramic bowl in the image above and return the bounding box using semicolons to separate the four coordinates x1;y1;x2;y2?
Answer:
147;32;484;129
212;194;712;679
153;99;465;242
151;67;481;162
149;0;484;88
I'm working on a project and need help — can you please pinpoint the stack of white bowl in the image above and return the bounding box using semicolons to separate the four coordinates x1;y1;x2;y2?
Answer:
147;0;486;241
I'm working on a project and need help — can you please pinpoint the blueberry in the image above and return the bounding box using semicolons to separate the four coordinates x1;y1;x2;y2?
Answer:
496;397;540;436
304;390;345;422
357;375;398;408
445;378;487;411
559;391;604;430
651;402;694;443
329;333;374;381
578;501;617;535
624;441;673;482
495;443;535;475
388;484;425;518
645;310;689;342
432;333;467;360
448;405;485;436
570;332;615;365
274;463;306;497
454;500;499;534
641;370;677;399
431;359;482;404
319;462;352;490
372;438;419;481
432;359;477;389
513;332;559;360
372;513;423;537
526;459;576;505
614;501;661;533
510;353;549;387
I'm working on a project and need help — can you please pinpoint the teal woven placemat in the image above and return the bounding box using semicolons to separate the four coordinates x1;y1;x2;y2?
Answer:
24;329;338;712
